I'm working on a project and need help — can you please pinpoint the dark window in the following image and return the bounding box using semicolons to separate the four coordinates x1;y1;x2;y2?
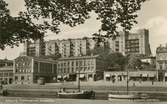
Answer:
15;76;18;80
71;61;74;66
21;76;24;80
27;75;31;80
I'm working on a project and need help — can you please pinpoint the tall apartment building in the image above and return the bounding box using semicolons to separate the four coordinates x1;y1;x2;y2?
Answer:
23;38;45;57
108;29;151;56
24;38;95;58
45;40;60;56
24;29;151;57
45;38;95;58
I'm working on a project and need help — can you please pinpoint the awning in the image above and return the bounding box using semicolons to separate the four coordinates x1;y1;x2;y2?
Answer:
105;74;111;77
63;75;67;78
111;75;116;77
165;73;167;77
148;74;155;77
142;74;148;77
129;73;140;77
57;75;62;79
79;74;85;78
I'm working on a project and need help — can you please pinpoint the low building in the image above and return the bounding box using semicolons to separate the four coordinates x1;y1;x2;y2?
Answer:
156;44;167;81
141;56;156;65
0;59;13;84
0;66;13;84
104;71;157;82
13;56;57;84
104;71;127;82
57;55;105;82
0;59;13;68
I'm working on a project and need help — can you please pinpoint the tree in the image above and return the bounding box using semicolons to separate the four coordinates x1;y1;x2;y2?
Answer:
91;39;110;59
126;54;142;71
0;0;147;49
104;52;127;71
46;42;61;59
0;0;43;50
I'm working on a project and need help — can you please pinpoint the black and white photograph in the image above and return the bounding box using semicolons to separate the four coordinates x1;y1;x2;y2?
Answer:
0;0;167;104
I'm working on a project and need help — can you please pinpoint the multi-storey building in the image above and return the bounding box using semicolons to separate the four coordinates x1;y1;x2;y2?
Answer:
13;56;57;84
0;59;13;67
156;44;167;81
0;59;13;84
104;70;157;82
45;40;60;56
46;38;95;58
0;66;13;84
57;55;105;81
108;29;151;56
24;29;151;57
24;38;45;57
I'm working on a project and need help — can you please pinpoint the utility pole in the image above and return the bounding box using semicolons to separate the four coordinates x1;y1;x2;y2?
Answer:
127;70;129;95
78;64;81;92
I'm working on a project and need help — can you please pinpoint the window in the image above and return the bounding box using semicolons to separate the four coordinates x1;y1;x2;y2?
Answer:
71;61;74;66
76;61;78;66
15;76;18;81
160;64;163;70
9;73;13;76
71;68;74;73
4;73;8;76
21;76;25;80
0;73;2;76
27;76;31;80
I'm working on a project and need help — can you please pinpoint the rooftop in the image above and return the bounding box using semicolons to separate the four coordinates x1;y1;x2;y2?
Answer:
58;55;99;60
156;44;167;53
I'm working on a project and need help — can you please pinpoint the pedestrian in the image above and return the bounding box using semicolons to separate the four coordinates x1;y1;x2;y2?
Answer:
152;80;154;85
133;82;135;87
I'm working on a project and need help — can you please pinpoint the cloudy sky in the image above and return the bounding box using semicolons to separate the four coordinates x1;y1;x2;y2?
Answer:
1;0;167;59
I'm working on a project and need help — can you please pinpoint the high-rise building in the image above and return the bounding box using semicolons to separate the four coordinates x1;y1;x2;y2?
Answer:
23;38;45;57
108;29;151;56
23;29;151;57
45;38;96;58
45;40;60;56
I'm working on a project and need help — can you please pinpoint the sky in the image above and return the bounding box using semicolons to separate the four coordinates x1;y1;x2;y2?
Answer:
1;0;167;59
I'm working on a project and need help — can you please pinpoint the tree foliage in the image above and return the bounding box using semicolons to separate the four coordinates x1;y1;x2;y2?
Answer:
0;0;43;50
0;0;147;49
46;42;61;59
104;52;127;71
126;54;142;71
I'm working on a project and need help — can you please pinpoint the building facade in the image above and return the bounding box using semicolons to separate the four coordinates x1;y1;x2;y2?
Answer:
108;29;151;56
0;66;13;84
24;29;151;57
46;38;94;58
24;38;45;57
0;59;13;68
0;59;13;84
13;56;57;84
57;55;105;81
45;40;60;56
156;44;167;81
104;71;157;82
